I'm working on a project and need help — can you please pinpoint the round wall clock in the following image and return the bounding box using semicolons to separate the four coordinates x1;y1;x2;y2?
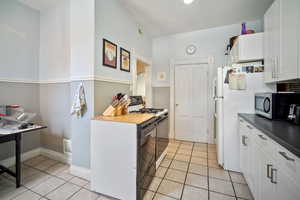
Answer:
186;44;197;55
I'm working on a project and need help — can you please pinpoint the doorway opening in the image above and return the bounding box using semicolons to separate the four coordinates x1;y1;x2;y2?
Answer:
133;58;152;107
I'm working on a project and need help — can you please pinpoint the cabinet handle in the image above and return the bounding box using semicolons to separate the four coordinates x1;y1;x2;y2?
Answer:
279;152;295;162
267;164;272;178
276;56;280;78
270;168;277;184
258;135;267;140
242;136;247;146
246;125;253;130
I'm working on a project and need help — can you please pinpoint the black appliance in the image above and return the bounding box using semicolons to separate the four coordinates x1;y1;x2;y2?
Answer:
255;93;300;119
132;108;169;162
156;112;169;162
288;104;300;125
137;117;157;200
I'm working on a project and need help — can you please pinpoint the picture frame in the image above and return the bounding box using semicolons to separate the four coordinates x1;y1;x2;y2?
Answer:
103;39;117;69
120;47;131;72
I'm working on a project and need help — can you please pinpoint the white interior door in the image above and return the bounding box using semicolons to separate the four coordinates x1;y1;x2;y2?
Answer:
174;64;208;142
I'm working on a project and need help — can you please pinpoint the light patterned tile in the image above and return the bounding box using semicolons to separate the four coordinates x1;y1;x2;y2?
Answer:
174;154;190;162
55;169;74;181
170;160;189;172
153;193;176;200
209;168;230;181
166;153;175;160
160;158;172;168
46;163;69;175
194;143;207;148
210;191;236;200
233;183;253;200
23;156;49;167
208;159;221;169
46;182;81;200
157;179;184;199
148;177;162;192
229;171;247;184
69;188;98;200
185;173;208;189
31;176;65;196
13;190;41;200
208;146;217;153
208;152;217;160
155;167;168;178
35;159;58;171
193;146;207;152
143;190;155;200
190;157;207;166
165;169;186;183
177;149;192;156
0;177;28;200
209;178;235;196
192;151;207;158
181;185;208;200
22;171;51;189
188;163;208;176
69;177;89;187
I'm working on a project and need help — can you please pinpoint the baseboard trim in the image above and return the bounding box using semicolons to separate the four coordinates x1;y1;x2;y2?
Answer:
0;148;41;167
70;165;91;181
40;148;71;164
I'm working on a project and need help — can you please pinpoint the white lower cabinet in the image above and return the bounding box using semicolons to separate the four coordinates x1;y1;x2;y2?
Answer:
239;118;300;200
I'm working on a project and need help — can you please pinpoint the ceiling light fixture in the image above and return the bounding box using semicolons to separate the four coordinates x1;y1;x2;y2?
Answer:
183;0;194;5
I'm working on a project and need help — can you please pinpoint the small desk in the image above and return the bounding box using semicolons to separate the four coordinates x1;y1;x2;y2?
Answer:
0;125;46;188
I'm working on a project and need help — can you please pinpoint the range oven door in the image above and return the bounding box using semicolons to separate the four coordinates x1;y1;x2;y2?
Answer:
138;121;156;199
156;113;169;163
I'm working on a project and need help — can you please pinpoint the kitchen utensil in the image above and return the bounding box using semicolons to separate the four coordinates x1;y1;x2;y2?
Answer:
294;106;300;125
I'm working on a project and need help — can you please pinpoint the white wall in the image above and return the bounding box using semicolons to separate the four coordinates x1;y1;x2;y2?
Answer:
70;0;95;80
0;0;40;81
152;20;263;86
152;20;263;143
39;0;70;82
95;0;152;81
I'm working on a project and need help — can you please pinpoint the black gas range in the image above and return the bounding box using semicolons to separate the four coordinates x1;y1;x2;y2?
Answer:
136;108;169;200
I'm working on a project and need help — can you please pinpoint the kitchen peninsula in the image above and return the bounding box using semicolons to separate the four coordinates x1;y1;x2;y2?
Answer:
91;110;168;200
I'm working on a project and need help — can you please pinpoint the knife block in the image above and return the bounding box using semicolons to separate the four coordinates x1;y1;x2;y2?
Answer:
102;105;116;117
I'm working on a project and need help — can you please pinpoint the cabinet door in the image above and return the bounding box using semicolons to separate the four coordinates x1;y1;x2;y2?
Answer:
264;3;276;83
239;124;247;174
278;0;300;81
259;150;276;200
275;169;300;200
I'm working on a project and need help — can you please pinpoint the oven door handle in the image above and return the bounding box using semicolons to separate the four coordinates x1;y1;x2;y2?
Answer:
157;115;168;124
144;131;153;138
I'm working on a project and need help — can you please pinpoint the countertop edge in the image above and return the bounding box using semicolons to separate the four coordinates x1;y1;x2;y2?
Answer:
238;113;300;158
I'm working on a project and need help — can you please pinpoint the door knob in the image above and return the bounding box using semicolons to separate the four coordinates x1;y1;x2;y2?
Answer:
176;104;179;107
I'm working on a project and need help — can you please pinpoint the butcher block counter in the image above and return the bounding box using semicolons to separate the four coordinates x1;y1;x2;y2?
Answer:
92;113;155;124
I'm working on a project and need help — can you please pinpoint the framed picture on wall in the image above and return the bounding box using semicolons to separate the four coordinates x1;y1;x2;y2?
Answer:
120;47;130;72
103;39;117;68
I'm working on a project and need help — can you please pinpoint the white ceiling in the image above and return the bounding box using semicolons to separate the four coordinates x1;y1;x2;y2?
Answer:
120;0;274;37
18;0;62;11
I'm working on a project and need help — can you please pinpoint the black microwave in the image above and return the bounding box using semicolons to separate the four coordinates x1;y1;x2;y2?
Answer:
255;93;300;119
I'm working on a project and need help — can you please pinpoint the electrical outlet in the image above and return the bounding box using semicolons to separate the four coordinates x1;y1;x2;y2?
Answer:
63;139;72;155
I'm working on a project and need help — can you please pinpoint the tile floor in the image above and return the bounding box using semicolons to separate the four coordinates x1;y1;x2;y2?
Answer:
144;140;253;200
0;140;253;200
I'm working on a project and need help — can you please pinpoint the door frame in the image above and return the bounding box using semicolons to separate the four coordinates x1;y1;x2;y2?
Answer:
170;57;214;142
131;51;153;107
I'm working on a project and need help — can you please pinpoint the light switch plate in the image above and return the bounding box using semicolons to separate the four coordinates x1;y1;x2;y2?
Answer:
157;72;166;81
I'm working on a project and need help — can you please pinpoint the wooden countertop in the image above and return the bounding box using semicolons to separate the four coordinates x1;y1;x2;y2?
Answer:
92;113;155;124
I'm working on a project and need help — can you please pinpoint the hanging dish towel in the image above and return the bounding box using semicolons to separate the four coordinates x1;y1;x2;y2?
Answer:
71;82;87;117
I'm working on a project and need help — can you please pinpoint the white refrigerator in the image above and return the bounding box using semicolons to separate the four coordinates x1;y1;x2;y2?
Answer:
214;67;273;172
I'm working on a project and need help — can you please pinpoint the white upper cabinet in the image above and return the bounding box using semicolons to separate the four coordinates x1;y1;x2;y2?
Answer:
264;0;300;83
231;33;264;64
